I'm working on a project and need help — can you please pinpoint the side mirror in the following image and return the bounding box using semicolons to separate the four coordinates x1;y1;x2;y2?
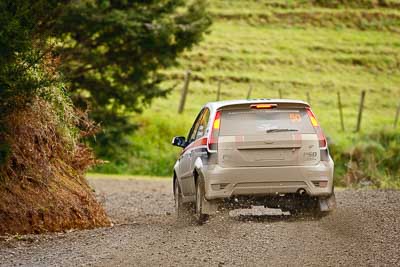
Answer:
172;136;186;148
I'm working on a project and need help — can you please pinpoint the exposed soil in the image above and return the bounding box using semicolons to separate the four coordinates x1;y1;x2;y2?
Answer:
1;178;399;266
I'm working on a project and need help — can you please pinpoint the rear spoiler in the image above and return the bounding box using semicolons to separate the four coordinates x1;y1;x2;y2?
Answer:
217;101;310;111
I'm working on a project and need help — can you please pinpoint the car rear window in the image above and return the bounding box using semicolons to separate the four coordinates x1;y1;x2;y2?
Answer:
219;108;315;136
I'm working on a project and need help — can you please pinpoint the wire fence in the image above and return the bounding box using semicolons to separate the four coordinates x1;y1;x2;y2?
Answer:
177;70;400;132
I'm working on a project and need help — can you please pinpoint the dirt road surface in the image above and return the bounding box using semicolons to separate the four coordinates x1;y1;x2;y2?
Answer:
1;178;399;266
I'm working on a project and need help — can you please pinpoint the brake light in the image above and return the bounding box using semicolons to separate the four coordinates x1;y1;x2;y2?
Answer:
306;108;327;148
250;104;277;109
307;110;318;127
213;114;221;129
208;111;221;151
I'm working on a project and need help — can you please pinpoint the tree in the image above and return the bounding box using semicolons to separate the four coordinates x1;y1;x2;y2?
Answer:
54;0;212;160
0;0;70;105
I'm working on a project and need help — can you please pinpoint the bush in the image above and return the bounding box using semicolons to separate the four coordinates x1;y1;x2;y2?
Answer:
330;129;400;188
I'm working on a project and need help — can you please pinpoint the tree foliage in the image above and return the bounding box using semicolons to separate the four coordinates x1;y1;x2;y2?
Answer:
0;0;211;165
0;0;69;102
54;0;212;160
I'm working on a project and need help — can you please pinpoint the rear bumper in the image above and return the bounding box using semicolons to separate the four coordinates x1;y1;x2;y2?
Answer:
203;159;334;200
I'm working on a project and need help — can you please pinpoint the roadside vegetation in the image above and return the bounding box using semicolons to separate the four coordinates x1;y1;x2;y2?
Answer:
95;0;400;188
0;0;110;234
0;0;211;234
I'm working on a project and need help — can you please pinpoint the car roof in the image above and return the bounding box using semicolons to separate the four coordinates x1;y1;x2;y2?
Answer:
205;99;310;110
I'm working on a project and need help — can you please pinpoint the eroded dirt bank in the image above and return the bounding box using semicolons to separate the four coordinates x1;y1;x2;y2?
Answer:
1;178;399;266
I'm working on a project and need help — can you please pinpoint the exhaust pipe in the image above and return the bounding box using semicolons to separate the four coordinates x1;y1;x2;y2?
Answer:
298;188;307;196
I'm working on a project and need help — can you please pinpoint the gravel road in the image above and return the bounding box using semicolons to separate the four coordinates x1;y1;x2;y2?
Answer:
1;178;399;266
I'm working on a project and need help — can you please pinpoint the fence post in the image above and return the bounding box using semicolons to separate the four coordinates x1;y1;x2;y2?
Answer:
178;70;191;114
355;90;366;132
306;92;311;105
337;91;345;131
394;101;400;128
247;84;253;99
278;89;282;99
216;80;221;101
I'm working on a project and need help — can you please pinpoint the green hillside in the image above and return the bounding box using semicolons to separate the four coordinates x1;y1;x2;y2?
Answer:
97;0;400;185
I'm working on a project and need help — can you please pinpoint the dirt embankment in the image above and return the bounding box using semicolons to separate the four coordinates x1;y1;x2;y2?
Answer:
0;176;110;235
0;99;110;235
1;178;399;266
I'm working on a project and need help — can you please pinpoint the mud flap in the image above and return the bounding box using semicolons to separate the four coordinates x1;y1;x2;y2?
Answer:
202;198;218;215
319;193;337;212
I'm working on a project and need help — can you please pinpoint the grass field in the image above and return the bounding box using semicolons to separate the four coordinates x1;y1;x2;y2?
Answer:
95;0;400;185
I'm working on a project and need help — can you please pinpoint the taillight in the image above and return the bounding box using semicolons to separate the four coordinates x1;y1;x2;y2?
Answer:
208;111;221;151
306;108;327;148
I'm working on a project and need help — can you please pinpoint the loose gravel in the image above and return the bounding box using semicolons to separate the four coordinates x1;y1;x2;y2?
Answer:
0;178;399;266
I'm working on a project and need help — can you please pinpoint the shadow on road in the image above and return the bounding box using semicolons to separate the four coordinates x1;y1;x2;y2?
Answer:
232;214;323;223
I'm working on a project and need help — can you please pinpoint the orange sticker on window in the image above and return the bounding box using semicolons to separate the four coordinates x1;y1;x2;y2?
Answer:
289;113;302;122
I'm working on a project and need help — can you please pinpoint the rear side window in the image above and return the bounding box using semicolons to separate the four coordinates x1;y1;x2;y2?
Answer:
187;108;210;143
219;108;315;136
187;111;203;143
195;108;210;139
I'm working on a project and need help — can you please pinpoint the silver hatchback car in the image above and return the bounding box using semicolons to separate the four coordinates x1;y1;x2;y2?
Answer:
172;99;336;223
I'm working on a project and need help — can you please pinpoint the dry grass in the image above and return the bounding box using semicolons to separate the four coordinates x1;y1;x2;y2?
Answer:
0;97;110;234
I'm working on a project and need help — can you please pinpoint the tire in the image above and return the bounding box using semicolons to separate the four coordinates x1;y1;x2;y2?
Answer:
174;179;194;222
195;177;209;224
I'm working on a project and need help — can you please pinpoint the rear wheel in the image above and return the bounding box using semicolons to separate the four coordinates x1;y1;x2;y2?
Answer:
174;179;194;222
195;178;209;224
